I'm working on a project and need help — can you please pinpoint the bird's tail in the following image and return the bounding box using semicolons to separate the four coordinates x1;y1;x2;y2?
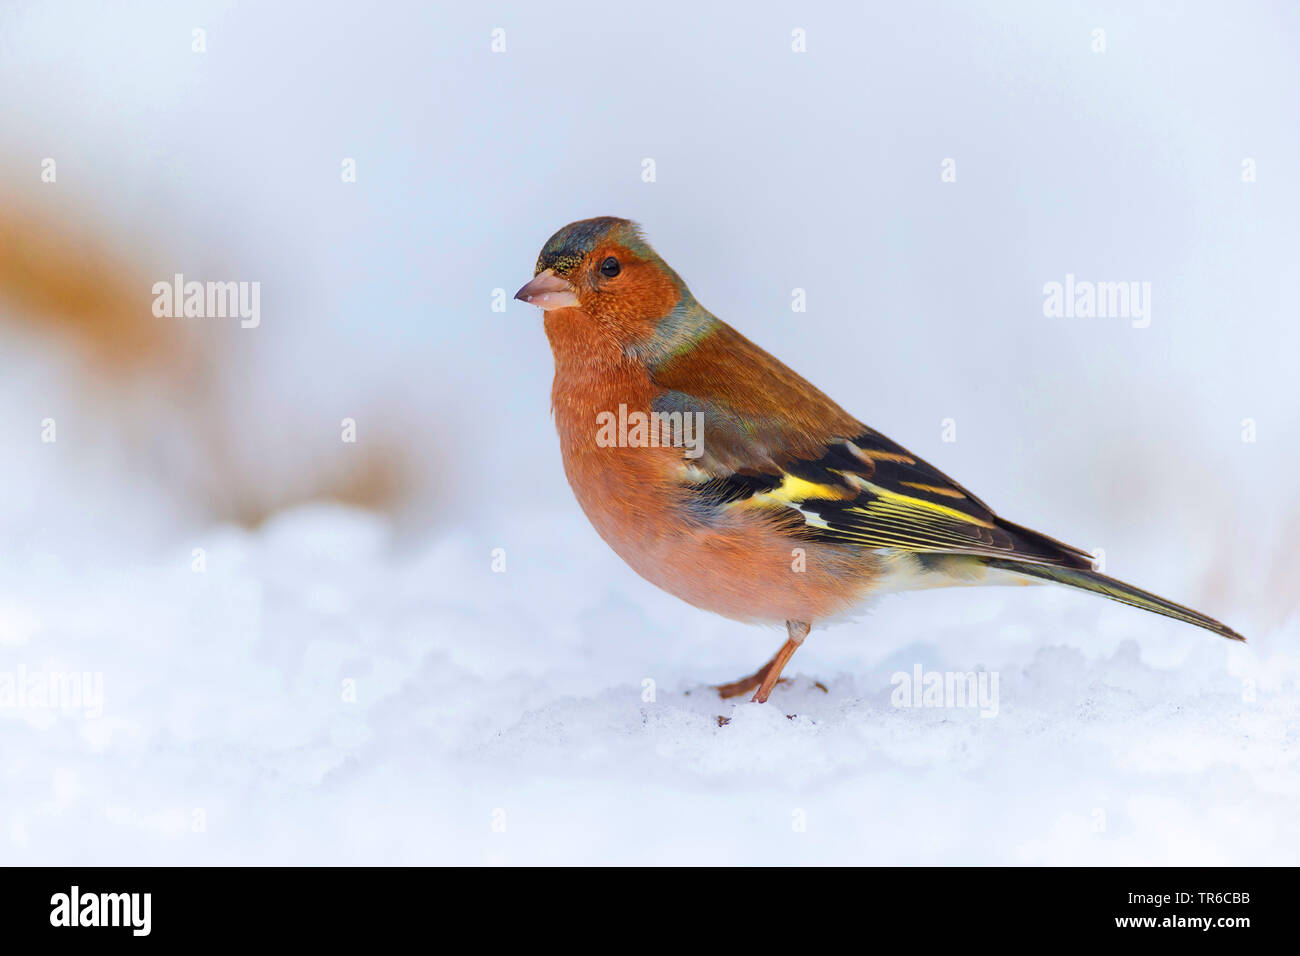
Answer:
984;558;1245;642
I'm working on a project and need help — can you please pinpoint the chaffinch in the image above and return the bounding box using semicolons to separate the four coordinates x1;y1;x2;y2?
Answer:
515;217;1243;703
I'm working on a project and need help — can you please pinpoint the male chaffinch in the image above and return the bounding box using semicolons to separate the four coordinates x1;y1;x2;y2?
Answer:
515;217;1243;703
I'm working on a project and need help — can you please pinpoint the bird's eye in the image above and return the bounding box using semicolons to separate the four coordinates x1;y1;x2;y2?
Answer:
600;256;620;278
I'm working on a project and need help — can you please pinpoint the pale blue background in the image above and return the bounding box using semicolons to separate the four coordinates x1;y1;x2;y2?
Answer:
2;0;1295;633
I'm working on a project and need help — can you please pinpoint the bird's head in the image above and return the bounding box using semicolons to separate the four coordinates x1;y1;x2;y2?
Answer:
515;218;690;344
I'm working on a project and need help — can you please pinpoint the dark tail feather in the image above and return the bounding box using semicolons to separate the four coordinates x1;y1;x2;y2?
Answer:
985;558;1245;642
995;517;1097;570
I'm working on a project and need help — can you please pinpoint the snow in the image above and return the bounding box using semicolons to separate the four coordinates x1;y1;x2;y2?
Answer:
3;503;1295;865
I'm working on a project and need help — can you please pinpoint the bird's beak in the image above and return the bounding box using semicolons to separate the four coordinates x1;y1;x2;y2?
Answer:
514;269;579;310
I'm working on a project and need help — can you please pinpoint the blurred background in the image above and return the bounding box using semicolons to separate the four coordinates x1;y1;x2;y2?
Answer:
1;0;1297;865
1;0;1296;625
4;0;1295;630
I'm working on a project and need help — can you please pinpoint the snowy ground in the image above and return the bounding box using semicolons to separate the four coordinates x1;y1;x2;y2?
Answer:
3;504;1295;866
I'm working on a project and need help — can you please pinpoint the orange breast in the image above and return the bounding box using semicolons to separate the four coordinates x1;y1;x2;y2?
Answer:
546;310;879;625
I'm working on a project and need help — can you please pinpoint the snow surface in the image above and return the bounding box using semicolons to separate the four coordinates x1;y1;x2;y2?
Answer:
3;503;1295;866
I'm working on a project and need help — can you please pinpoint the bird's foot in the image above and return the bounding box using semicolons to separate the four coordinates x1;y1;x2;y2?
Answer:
714;672;789;700
715;622;814;703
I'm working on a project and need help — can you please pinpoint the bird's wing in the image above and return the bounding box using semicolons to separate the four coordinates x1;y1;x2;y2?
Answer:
650;321;1094;569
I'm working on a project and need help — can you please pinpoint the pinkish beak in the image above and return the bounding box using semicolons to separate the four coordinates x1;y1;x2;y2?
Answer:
514;269;579;310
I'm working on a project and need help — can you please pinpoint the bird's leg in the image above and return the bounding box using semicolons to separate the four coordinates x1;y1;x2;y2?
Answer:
751;621;810;703
715;621;812;702
714;654;782;699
